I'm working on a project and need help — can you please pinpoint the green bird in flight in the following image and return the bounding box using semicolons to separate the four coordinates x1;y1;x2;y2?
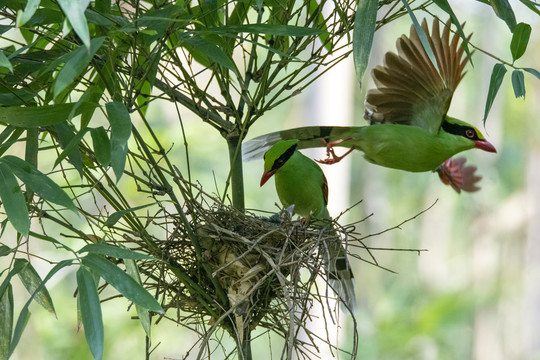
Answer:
244;19;496;192
261;139;357;314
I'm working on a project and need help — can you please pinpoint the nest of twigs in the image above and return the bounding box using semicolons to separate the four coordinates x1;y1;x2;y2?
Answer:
133;181;367;358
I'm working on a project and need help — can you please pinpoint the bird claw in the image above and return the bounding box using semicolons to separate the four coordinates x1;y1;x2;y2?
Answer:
436;157;482;193
315;137;354;165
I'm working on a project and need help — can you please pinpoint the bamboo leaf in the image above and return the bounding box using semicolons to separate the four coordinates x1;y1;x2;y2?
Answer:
81;254;164;313
510;22;531;62
54;123;83;176
0;163;29;236
0;284;13;360
0;258;27;300
78;243;157;261
57;0;91;49
125;259;151;337
0;103;93;128
1;155;77;213
8;260;72;358
8;305;30;359
15;259;56;315
483;63;507;124
518;0;540;16
0;51;12;72
400;0;440;74
104;202;158;227
53;37;105;98
53;127;90;169
77;266;104;360
183;35;237;73
524;67;540;80
511;69;526;98
106;102;132;182
431;0;474;63
353;0;378;87
490;0;517;31
206;24;325;36
90;127;111;167
16;0;41;28
0;244;10;257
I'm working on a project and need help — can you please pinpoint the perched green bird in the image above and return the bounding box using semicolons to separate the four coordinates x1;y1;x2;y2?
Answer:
244;19;496;192
261;139;357;313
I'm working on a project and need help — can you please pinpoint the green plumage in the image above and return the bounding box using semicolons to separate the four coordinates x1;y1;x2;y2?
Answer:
263;140;329;219
244;19;496;184
261;140;357;313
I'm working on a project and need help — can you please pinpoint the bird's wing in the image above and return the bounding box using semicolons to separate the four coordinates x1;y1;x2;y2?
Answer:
365;19;470;134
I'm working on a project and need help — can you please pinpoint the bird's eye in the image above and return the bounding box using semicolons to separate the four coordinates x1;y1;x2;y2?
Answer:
465;129;475;138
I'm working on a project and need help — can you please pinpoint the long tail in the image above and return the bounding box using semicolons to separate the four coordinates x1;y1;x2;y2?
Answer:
326;236;357;314
242;126;358;161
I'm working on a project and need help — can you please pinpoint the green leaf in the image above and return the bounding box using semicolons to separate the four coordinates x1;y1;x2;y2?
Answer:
125;259;151;337
490;0;517;31
0;103;76;128
81;254;164;313
352;0;378;87
8;260;72;358
431;0;474;63
57;0;91;49
95;0;111;14
15;259;56;315
53;127;90;169
483;63;507;124
0;284;13;360
518;0;540;16
78;243;157;261
0;51;12;72
54;123;83;176
16;0;41;28
0;258;27;300
511;69;526;98
400;0;440;74
104;202;158;227
309;0;332;52
76;266;104;360
80;85;105;129
0;163;29;236
206;24;325;36
524;67;540;80
53;37;106;98
8;302;30;359
0;155;77;213
183;35;237;73
90;127;111;167
0;244;10;257
106;102;132;182
510;22;531;62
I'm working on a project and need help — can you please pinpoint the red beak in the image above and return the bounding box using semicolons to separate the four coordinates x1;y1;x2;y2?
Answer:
474;140;497;153
260;170;277;186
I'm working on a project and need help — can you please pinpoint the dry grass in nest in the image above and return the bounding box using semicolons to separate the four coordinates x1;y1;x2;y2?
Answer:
131;184;370;358
129;180;429;358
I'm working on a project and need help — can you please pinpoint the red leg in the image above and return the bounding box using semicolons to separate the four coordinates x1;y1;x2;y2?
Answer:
316;137;354;165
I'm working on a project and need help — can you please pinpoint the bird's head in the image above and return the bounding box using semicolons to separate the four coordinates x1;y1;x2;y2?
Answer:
260;139;299;186
441;117;497;153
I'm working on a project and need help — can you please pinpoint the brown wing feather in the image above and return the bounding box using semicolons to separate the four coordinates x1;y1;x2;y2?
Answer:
321;172;329;206
365;19;472;134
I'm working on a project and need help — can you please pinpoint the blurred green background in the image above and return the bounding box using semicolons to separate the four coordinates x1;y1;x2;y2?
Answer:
5;2;540;359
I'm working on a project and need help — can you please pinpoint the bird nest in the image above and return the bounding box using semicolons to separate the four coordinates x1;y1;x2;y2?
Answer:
132;181;369;358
